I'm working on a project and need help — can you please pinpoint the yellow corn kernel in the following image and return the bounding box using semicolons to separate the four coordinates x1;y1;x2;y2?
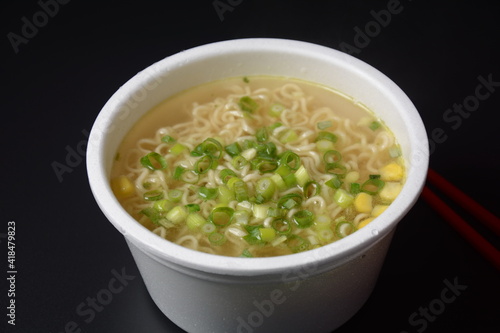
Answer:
354;192;373;213
111;176;135;198
358;217;375;229
379;182;402;203
379;162;404;181
371;205;389;217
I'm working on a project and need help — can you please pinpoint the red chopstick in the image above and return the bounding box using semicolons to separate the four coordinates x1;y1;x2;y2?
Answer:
421;169;500;271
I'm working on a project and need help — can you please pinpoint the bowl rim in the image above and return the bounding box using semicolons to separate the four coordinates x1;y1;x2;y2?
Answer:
87;38;428;277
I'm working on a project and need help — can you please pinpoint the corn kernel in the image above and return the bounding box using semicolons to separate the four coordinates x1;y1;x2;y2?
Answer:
380;162;404;181
358;217;375;229
371;205;389;217
354;192;373;213
111;176;135;198
379;182;402;203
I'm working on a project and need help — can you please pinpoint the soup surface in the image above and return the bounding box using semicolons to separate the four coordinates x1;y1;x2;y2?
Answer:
111;76;405;257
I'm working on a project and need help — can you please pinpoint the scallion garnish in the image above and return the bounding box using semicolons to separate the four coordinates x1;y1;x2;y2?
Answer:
369;121;381;131
173;166;186;180
279;151;301;170
185;203;200;213
239;96;259;113
224;142;242;157
198;187;218;201
143;190;164;201
286;234;309;253
140;152;167;171
209;207;234;227
272;218;292;234
219;169;237;184
323;150;342;164
335;221;356;238
255;177;276;203
325;162;347;177
277;193;303;210
317;120;332;130
208;232;227;245
361;178;385;195
303;180;321;198
161;135;176;143
251;158;278;173
201;138;223;158
315;131;338;143
350;182;361;195
194;155;214;174
292;210;314;229
325;175;343;189
232;179;249;202
255;127;269;142
269;103;285;117
168;189;183;203
232;155;249;170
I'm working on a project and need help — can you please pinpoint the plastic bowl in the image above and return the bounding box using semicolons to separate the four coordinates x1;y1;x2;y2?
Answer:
87;38;428;333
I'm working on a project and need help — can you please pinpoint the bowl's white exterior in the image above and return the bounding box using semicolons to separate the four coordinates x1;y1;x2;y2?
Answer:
87;38;428;333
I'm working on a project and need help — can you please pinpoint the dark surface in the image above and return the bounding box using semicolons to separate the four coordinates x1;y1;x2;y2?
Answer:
2;0;500;332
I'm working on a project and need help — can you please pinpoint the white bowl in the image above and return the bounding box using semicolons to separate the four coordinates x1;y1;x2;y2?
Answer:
87;38;428;333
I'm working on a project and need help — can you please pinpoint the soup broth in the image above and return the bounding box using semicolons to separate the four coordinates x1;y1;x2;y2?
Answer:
110;76;406;257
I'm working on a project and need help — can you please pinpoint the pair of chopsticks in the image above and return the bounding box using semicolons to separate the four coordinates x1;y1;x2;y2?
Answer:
421;168;500;271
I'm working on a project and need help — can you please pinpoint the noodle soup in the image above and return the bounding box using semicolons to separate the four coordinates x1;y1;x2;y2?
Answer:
110;76;405;258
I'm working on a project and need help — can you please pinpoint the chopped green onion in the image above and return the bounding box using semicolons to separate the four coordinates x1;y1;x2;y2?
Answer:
217;186;235;204
239;96;259;113
315;131;338;143
269;103;285;117
232;156;249;170
255;127;269;142
318;229;334;242
173;166;186;180
240;249;253;257
292;210;315;229
208;232;226;245
168;189;183;203
209;207;234;227
259;228;276;242
317;120;332;130
256;142;277;158
201;138;223;158
201;223;216;234
295;165;310;187
325;175;343;189
142;182;152;189
219;169;238;184
233;210;250;225
224;142;242;157
161;135;176;143
194;155;214;174
140;207;163;226
153;199;174;212
325;162;347;177
369;174;381;179
335;221;356;238
286;234;309;253
389;145;402;158
277;193;303;210
169;143;186;155
268;122;283;132
186;212;205;230
255;178;276;202
267;207;284;218
140;152;167;171
323;150;342;164
185;203;200;213
198;187;218;201
232;179;249;202
361;179;385;195
252;158;278;173
316;139;335;152
166;206;188;224
350;182;361;195
252;204;269;220
279;151;301;170
303;181;321;198
243;76;250;83
243;225;265;245
143;190;164;201
282;173;297;188
333;189;354;208
270;173;286;191
314;215;332;230
369;121;381;131
279;129;298;144
272;218;292;234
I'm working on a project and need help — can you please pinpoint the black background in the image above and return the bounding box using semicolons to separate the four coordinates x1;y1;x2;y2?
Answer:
2;0;500;332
